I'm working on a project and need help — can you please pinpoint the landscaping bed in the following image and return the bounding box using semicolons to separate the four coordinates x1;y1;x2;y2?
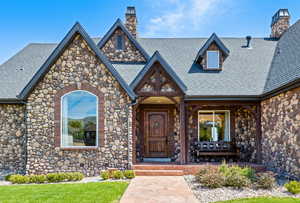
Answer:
0;182;128;203
185;163;300;203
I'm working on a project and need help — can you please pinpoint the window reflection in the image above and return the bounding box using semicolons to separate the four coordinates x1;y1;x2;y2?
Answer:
61;91;98;147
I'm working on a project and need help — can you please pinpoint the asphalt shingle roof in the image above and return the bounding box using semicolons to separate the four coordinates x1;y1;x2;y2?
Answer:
2;20;300;100
264;20;300;93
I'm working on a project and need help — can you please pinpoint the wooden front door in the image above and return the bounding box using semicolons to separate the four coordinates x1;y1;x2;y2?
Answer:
144;111;168;157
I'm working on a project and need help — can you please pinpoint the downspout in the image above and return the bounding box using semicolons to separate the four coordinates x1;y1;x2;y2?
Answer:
127;99;137;169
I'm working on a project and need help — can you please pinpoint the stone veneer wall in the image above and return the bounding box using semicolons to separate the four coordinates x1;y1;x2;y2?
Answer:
100;28;146;63
25;34;132;176
173;108;181;162
0;104;26;176
261;87;300;178
234;107;257;162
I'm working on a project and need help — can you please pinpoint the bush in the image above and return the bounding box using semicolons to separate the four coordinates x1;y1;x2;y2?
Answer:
123;170;135;179
241;167;256;181
112;170;124;179
200;171;226;188
46;173;65;183
29;175;47;184
224;170;250;188
4;174;14;181
255;172;276;189
195;166;218;183
285;181;300;194
69;172;84;181
101;171;110;180
9;175;30;184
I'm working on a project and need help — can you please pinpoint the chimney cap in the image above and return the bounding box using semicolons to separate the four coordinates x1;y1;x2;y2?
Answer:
126;6;136;15
271;9;290;26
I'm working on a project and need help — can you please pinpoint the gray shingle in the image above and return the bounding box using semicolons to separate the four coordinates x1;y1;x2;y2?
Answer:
264;20;300;93
0;35;283;99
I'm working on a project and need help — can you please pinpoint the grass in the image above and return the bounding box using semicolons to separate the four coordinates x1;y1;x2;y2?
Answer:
215;197;300;203
0;182;128;203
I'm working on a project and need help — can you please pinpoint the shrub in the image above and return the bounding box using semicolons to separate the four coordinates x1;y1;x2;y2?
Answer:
9;175;30;184
112;170;124;179
224;170;250;188
123;170;135;179
101;171;110;180
29;175;47;184
285;181;300;194
195;166;218;183
69;172;84;181
4;174;14;181
241;167;256;181
200;171;226;188
255;172;276;189
46;173;65;183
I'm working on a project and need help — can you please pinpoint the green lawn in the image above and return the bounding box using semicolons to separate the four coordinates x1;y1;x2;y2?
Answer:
0;182;128;203
215;197;300;203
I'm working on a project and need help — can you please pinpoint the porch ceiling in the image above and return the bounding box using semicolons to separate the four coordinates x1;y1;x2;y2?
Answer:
141;96;180;104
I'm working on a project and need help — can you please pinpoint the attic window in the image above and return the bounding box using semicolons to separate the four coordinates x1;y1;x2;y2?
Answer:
206;51;220;69
116;35;124;50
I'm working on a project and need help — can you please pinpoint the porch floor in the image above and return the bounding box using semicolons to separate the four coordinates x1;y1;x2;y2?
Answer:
133;162;266;176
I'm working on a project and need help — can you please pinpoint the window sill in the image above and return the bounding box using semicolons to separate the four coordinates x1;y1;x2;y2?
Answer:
60;147;99;151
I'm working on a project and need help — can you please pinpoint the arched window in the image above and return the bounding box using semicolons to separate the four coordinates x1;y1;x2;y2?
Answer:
61;90;98;147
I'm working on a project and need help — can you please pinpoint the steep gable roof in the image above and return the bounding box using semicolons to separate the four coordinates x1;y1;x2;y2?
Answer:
18;22;136;100
97;19;150;61
195;33;230;62
130;51;187;93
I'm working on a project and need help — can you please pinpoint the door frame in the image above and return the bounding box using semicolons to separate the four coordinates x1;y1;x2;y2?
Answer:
140;105;175;159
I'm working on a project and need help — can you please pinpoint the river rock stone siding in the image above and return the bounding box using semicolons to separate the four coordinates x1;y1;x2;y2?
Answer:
234;107;257;162
100;28;146;63
25;34;132;176
261;87;300;179
173;108;181;162
0;104;26;176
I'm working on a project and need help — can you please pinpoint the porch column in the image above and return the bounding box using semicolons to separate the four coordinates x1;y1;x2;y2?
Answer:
132;105;137;164
180;98;187;164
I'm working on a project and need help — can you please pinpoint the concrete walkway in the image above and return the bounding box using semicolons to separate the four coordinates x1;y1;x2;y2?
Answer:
120;176;198;203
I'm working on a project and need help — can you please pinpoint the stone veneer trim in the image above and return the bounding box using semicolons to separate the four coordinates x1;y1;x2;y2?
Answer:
54;83;105;149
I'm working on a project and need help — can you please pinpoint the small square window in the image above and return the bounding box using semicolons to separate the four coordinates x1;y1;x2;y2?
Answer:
116;35;124;50
206;51;220;69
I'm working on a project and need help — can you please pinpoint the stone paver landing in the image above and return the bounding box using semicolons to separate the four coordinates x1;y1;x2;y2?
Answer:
120;176;198;203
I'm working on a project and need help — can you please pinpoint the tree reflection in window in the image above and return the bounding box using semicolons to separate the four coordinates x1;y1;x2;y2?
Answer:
61;91;98;147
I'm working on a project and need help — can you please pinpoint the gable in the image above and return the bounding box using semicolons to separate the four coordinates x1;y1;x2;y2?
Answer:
100;27;146;62
98;19;149;63
134;62;183;96
18;22;136;101
131;51;187;96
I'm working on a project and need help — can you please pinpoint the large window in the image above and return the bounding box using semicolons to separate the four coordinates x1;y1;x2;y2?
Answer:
198;110;230;142
61;90;98;147
207;51;220;69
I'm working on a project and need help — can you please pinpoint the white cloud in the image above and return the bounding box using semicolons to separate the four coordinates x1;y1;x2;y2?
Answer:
143;0;230;37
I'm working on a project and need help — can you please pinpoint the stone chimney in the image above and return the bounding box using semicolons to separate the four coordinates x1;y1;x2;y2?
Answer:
271;9;290;39
125;6;137;38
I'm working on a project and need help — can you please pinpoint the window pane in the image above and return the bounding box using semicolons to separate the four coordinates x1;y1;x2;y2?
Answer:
199;112;214;141
116;35;123;50
207;51;219;69
62;91;97;147
198;111;230;142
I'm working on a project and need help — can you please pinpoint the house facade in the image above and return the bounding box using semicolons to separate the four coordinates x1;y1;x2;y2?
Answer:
0;7;299;178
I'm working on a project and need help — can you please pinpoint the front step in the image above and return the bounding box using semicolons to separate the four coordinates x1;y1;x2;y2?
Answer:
134;169;184;176
133;164;183;171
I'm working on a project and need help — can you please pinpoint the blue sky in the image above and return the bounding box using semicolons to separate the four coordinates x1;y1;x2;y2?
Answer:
1;0;300;64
